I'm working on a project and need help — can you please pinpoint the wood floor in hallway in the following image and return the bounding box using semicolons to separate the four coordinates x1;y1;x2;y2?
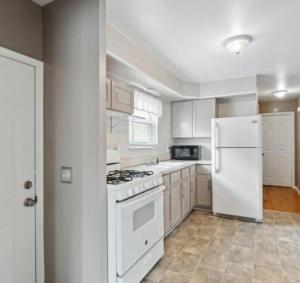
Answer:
263;186;300;214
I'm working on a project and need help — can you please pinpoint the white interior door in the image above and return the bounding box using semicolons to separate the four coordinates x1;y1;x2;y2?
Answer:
0;55;36;282
262;113;294;187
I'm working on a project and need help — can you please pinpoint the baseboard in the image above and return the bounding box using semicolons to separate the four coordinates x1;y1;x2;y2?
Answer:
292;186;300;196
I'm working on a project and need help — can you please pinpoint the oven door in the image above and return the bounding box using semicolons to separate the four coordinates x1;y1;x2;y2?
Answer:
116;185;164;277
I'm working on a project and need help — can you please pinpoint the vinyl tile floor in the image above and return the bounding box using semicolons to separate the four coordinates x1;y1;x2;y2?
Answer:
143;210;300;283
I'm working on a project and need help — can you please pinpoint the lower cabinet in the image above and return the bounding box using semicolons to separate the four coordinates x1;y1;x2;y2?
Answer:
163;187;171;234
190;178;196;208
163;166;197;236
196;174;212;209
170;182;182;227
181;178;191;217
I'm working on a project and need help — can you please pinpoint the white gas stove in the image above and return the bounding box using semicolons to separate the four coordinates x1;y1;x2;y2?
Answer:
107;150;165;283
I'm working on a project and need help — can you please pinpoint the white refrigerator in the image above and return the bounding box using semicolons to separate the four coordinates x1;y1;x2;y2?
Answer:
211;116;263;221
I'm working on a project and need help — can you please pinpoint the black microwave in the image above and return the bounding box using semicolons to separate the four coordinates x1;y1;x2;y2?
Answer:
171;145;201;160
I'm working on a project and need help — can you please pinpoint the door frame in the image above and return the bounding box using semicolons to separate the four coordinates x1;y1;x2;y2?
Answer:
261;112;295;187
0;47;44;283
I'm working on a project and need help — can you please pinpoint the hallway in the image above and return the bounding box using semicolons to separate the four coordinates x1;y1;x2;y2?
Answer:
263;186;300;214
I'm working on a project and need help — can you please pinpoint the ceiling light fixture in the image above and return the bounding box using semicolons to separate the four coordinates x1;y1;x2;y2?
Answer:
272;90;288;98
224;35;252;54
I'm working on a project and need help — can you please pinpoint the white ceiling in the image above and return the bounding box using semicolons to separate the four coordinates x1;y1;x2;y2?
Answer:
107;0;300;101
32;0;55;6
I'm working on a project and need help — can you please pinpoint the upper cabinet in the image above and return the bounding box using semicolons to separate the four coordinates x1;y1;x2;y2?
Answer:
172;99;216;138
193;99;216;138
172;101;193;138
106;79;112;109
106;79;134;114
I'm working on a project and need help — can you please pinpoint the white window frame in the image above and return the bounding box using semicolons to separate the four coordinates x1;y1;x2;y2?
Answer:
129;115;158;148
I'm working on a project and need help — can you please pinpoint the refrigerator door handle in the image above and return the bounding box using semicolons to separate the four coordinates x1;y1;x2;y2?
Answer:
214;122;219;148
214;148;220;173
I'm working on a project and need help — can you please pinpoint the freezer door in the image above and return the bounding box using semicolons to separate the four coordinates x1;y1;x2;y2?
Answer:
212;147;262;220
212;116;261;148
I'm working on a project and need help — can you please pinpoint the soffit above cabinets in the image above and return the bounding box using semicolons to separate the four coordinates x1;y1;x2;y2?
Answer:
32;0;55;6
108;0;300;101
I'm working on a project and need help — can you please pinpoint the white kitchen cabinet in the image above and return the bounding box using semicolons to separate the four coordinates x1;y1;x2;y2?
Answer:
172;101;193;138
181;178;191;217
193;99;216;137
163;187;171;234
170;182;182;227
172;99;216;138
111;80;134;114
196;174;212;208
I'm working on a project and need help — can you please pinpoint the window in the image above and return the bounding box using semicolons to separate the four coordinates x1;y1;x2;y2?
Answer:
129;91;162;147
129;114;158;146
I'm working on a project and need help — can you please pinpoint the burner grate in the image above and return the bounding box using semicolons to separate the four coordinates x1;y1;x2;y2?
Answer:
106;170;154;184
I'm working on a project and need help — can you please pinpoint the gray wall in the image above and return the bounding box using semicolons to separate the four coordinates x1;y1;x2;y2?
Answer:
43;0;107;282
259;99;299;187
0;0;43;60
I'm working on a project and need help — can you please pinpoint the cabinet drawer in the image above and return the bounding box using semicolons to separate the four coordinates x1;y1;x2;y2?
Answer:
190;166;196;176
170;171;181;184
197;165;212;175
163;175;170;187
181;168;190;179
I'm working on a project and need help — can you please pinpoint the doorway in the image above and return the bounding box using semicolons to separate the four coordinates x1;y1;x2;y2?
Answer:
0;48;43;283
262;112;295;187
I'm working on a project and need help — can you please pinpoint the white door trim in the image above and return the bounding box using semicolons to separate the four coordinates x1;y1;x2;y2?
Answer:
261;112;295;187
0;47;44;283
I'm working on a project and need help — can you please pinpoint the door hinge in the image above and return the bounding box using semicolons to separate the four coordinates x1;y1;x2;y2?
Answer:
35;196;38;204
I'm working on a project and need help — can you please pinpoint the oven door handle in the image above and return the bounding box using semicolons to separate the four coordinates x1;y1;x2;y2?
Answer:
117;185;165;208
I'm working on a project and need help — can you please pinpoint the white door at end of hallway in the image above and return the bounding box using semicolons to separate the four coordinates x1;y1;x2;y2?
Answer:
262;113;294;187
0;55;36;283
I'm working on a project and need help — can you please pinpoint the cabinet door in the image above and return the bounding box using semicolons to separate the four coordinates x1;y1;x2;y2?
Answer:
172;101;193;138
181;179;191;217
170;183;182;227
190;178;196;208
106;79;112;109
163;188;171;235
196;174;212;208
193;99;216;137
111;81;134;114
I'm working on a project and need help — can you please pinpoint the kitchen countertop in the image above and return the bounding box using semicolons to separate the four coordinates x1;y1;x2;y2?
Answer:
135;160;212;175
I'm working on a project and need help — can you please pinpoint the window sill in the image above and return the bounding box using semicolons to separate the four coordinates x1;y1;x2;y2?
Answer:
129;144;157;149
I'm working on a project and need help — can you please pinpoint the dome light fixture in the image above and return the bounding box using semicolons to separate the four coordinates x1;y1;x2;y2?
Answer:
224;35;252;54
272;90;288;98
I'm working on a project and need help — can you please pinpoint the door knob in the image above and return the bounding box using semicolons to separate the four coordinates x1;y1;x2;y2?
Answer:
24;198;36;207
24;181;32;190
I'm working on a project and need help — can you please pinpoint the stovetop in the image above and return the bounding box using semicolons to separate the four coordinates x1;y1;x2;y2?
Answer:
107;170;154;185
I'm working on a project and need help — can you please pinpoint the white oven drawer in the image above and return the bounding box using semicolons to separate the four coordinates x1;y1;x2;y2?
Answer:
116;186;164;277
117;239;164;283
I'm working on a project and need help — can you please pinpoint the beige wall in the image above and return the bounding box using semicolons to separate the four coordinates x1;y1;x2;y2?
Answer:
43;0;107;282
259;99;299;186
0;0;43;60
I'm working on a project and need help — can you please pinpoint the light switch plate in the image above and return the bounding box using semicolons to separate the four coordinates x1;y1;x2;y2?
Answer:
61;167;72;184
